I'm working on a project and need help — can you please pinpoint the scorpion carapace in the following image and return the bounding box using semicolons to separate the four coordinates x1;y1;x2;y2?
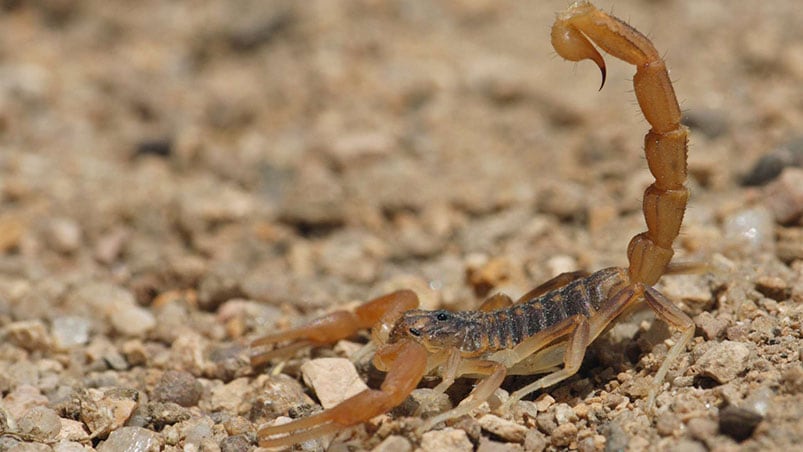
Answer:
251;2;694;448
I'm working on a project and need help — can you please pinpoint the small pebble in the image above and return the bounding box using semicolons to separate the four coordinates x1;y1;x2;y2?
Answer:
420;427;473;452
682;108;729;139
553;403;578;425
392;388;452;418
535;411;557;435
743;135;803;186
476;437;523;452
718;405;763;441
51;316;91;348
144;402;191;429
694;312;727;340
300;358;368;409
152;370;202;407
209;378;252;414
2;320;51;352
372;435;412;452
534;393;555;412
220;434;251;452
686;417;717;441
524;430;548;452
110;303;156;337
723;206;774;250
549;422;578;448
45;217;82;254
763;168;803;225
478;414;528;443
79;388;139;437
693;340;751;384
3;385;49;419
16;406;61;441
53;441;93;452
656;413;680;436
754;275;791;301
97;426;163;452
780;366;803;394
56;418;90;442
673;439;707;452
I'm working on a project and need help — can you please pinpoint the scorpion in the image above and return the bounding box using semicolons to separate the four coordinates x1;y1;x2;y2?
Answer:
251;1;694;448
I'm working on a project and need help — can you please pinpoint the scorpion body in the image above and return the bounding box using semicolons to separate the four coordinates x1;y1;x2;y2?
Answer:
251;2;697;448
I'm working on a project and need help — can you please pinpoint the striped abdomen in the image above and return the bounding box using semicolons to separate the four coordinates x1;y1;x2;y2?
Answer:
461;267;628;355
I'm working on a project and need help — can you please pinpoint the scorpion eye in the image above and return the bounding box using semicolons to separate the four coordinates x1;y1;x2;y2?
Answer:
409;328;422;337
436;312;450;321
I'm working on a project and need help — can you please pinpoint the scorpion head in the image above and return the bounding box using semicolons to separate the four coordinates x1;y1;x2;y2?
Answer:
387;309;469;352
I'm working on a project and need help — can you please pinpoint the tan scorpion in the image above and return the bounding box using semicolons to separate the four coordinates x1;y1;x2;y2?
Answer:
251;2;694;447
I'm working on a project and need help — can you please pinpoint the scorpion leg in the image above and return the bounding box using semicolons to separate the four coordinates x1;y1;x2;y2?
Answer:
257;339;428;448
500;315;590;410
421;359;507;431
250;290;418;366
642;286;694;409
501;286;642;409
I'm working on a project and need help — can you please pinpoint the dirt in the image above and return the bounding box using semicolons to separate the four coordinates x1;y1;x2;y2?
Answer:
0;1;801;451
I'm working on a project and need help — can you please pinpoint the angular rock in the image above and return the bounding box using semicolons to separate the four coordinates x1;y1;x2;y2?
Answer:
478;414;528;443
97;426;162;452
693;341;751;384
420;428;473;452
300;358;368;409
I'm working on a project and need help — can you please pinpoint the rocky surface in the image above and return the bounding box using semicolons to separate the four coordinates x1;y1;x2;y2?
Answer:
0;1;801;451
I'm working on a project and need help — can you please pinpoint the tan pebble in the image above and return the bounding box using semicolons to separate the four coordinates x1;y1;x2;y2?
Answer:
764;168;803;224
372;435;412;452
478;414;528;443
420;427;473;452
56;418;90;442
3;384;49;419
301;358;368;409
550;423;578;447
17;406;61;441
534;393;555;412
572;403;589;419
2;320;52;352
53;440;93;452
693;340;751;384
96;426;163;452
546;255;577;278
80;389;138;437
476;437;524;452
686;417;718;441
628;436;650;451
0;213;25;252
45;217;82;254
754;275;791;301
554;403;578;425
694;311;728;340
524;429;548;452
209;377;252;414
110;302;156;337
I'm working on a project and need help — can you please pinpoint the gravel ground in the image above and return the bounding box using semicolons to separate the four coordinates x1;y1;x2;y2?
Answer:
1;1;802;451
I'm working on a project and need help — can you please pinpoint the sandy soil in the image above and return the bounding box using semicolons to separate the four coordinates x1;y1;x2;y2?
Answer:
0;1;801;451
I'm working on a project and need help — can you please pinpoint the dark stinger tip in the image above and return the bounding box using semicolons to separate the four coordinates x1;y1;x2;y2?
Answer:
598;65;607;91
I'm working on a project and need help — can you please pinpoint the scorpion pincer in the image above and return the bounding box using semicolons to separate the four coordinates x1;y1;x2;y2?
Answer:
251;1;694;447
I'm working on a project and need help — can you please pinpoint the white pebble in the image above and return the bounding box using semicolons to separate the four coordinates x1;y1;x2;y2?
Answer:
723;206;774;250
52;316;91;348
